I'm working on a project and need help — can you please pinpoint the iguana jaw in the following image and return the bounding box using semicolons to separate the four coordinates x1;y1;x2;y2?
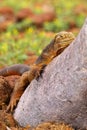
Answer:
58;38;75;48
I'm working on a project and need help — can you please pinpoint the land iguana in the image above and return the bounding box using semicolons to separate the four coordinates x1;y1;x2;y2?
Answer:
0;31;75;112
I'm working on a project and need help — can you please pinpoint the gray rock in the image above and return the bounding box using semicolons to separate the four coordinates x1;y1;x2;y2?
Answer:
14;18;87;129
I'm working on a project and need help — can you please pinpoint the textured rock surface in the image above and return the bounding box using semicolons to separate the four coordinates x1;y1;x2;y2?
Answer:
14;19;87;129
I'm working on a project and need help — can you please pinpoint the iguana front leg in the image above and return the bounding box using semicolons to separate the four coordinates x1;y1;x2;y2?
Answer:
7;65;42;112
6;71;29;112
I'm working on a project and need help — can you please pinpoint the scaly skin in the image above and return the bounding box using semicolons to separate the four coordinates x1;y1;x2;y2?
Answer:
6;31;75;112
0;64;30;76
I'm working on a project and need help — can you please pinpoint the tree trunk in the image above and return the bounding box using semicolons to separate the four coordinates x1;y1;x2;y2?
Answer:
14;18;87;129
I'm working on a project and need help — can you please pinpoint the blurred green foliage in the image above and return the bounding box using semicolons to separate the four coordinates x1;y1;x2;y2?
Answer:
43;0;86;32
0;26;51;66
0;0;86;66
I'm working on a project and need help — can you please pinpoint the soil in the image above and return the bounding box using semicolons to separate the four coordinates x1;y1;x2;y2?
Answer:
32;122;74;130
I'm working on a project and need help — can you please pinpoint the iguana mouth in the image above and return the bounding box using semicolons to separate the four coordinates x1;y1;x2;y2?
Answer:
59;38;75;44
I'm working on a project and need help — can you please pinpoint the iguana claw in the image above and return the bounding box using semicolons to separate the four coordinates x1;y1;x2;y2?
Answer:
6;97;19;112
6;102;15;113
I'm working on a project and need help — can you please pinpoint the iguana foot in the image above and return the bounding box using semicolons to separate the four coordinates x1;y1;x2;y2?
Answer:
6;97;19;112
6;88;25;112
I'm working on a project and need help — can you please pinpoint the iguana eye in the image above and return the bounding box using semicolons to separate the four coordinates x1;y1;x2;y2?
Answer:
60;35;63;38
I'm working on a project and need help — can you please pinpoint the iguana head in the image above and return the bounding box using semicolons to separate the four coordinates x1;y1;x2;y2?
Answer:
48;31;75;57
35;31;75;64
54;31;75;49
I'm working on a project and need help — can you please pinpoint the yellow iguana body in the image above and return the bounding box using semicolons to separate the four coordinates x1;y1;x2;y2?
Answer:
0;31;75;112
